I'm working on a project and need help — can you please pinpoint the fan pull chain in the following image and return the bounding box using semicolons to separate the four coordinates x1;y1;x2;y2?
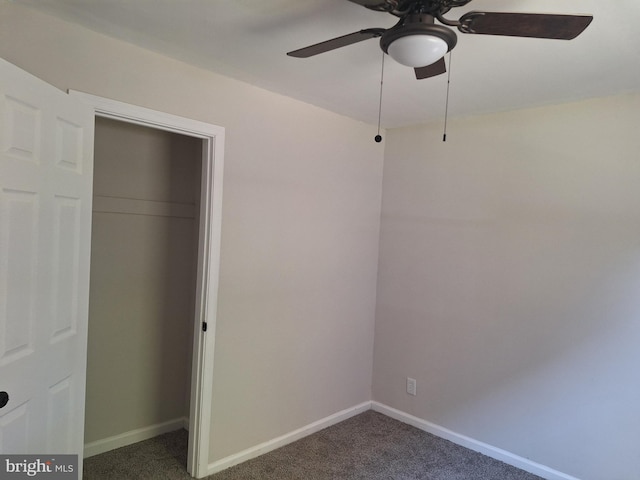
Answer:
375;52;385;143
443;50;453;142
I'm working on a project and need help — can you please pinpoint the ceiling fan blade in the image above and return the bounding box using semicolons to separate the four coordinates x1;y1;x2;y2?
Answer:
459;12;593;40
414;57;446;80
287;28;386;58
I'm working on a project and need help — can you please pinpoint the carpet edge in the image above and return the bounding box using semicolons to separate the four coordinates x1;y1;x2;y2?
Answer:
84;416;188;459
206;401;372;476
371;402;582;480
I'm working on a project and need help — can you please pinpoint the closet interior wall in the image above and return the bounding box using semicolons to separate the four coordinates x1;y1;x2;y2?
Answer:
85;116;201;450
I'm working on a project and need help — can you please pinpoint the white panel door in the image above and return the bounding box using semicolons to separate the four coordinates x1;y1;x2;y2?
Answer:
0;58;94;464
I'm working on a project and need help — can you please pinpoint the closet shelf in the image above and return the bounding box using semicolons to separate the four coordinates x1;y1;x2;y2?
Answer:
93;195;196;219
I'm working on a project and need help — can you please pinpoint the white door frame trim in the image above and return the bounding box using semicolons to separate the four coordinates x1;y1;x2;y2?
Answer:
69;91;224;479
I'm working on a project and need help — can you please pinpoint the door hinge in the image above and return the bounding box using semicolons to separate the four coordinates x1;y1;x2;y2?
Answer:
202;322;208;332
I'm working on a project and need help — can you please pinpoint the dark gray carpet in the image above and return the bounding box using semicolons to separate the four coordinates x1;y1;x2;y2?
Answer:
83;427;189;480
83;411;544;479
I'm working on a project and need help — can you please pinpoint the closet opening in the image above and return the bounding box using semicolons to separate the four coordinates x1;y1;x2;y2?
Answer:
70;91;225;479
83;117;202;476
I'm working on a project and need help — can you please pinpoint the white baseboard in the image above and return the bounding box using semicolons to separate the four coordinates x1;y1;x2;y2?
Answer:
84;416;189;458
372;402;580;480
206;401;372;475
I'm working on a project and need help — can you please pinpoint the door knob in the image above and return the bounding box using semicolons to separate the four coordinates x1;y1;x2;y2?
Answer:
0;391;8;408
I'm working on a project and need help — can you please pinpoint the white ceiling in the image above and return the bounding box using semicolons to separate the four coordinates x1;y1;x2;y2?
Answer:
14;0;640;128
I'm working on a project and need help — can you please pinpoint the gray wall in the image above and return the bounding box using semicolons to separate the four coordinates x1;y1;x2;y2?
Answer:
374;94;640;480
86;117;200;444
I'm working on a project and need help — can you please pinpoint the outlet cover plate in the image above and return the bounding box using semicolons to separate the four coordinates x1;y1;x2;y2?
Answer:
407;377;417;396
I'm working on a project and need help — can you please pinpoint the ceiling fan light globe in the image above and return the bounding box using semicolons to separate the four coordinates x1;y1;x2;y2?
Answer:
387;35;448;68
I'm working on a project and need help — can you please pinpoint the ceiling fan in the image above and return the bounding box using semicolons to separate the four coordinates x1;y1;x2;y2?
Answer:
287;0;593;80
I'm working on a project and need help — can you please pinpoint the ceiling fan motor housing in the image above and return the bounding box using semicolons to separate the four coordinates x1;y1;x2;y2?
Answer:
380;13;458;67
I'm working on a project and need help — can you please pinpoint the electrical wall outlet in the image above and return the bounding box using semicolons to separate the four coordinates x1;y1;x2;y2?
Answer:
407;377;417;396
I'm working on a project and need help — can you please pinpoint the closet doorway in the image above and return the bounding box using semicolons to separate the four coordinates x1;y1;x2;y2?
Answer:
72;92;224;479
84;115;198;463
